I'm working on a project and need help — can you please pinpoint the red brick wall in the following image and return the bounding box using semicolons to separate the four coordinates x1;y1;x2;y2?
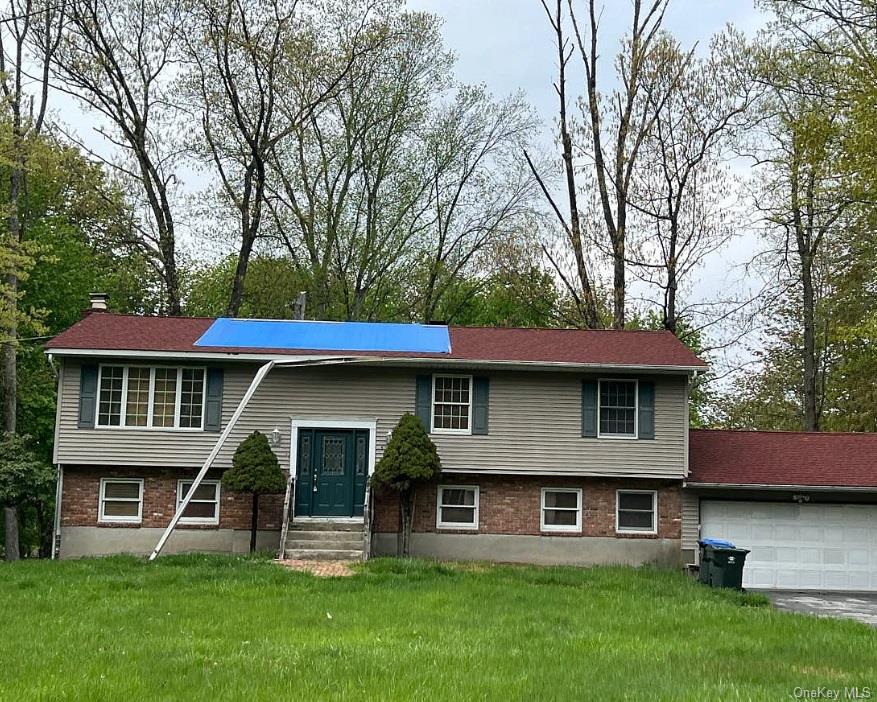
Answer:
61;467;285;530
373;475;682;539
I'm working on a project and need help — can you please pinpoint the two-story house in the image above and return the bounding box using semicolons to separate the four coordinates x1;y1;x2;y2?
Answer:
45;297;706;566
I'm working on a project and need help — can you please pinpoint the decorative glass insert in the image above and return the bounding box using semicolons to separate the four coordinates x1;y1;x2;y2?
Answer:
355;435;367;475
99;479;143;522
124;367;151;427
617;491;656;533
541;489;582;531
437;486;478;528
599;380;637;436
97;366;124;426
179;368;205;428
152;368;178;428
432;375;471;432
299;434;312;475
322;436;345;476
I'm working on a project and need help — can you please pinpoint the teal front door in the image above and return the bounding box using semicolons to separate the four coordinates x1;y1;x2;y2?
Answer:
294;428;369;517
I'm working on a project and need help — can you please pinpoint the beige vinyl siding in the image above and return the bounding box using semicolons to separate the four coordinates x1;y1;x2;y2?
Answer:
56;360;687;478
681;491;700;554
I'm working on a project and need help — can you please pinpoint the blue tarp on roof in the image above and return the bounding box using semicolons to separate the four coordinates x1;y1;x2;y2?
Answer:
194;318;451;354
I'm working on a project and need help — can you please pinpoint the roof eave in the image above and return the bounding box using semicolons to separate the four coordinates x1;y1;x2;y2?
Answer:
685;481;877;492
44;347;706;373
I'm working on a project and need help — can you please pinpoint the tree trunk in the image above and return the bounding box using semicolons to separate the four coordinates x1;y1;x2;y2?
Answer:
612;237;626;329
801;253;818;431
227;227;255;318
397;487;413;558
4;507;20;561
250;492;259;553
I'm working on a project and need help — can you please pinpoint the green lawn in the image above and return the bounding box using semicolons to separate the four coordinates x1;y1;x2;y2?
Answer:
1;556;874;700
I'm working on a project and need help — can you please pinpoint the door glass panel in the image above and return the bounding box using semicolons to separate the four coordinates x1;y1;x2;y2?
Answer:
355;435;367;475
322;436;345;475
300;434;311;475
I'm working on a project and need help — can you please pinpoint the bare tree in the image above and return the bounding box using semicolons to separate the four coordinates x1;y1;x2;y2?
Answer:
48;0;185;314
0;0;63;559
417;88;539;323
568;0;687;329
525;0;599;328
628;31;756;334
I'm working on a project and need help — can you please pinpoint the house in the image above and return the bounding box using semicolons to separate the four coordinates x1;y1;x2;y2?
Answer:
46;296;704;567
45;296;877;591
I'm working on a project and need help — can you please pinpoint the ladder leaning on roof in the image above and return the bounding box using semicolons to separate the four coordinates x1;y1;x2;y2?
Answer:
148;356;363;562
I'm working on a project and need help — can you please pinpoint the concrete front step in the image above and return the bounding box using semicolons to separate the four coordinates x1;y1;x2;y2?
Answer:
286;538;363;551
288;529;364;542
283;548;364;561
289;520;364;532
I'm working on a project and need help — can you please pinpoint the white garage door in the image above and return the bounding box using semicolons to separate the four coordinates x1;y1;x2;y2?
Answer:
700;500;877;591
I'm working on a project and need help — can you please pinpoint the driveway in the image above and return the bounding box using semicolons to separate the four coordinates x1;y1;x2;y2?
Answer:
760;591;877;627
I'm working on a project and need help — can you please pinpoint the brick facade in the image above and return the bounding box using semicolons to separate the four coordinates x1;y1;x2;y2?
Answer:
61;467;285;531
61;468;682;547
373;475;682;539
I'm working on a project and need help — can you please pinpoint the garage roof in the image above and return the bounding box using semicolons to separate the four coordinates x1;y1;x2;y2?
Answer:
689;429;877;489
44;312;707;369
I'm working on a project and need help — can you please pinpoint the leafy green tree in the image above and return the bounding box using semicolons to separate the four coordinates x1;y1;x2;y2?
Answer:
371;413;441;557
0;433;54;559
223;431;286;552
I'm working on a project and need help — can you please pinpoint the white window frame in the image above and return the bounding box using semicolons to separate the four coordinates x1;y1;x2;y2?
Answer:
95;364;207;431
430;374;473;435
176;479;220;525
540;487;582;533
615;489;657;535
597;378;639;439
98;478;144;524
436;484;479;530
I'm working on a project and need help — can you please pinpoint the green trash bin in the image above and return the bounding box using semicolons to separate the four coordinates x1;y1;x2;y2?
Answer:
698;539;750;590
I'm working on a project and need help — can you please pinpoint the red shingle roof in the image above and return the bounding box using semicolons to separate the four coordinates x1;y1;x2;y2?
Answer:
689;429;877;488
45;313;706;368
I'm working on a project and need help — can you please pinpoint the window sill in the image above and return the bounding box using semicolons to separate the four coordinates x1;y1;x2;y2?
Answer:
615;530;658;538
430;429;473;436
436;525;479;532
97;521;141;528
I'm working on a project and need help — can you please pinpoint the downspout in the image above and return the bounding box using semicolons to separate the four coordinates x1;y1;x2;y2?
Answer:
148;356;364;562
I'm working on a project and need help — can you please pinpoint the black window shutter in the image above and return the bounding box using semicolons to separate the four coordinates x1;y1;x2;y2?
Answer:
415;375;432;430
205;368;224;432
472;377;489;435
581;380;597;437
78;364;99;428
638;381;655;439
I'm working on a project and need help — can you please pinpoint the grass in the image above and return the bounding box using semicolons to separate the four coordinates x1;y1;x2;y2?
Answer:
1;555;874;701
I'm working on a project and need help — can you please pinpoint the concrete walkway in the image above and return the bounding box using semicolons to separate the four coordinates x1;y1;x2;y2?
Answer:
761;591;877;627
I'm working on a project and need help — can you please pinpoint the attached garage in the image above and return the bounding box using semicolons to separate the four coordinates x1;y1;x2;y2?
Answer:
700;500;877;591
685;429;877;592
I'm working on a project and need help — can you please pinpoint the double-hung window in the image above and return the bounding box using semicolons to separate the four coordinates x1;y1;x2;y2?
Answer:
541;488;582;532
99;478;143;523
431;375;472;433
599;379;638;438
96;366;206;429
176;480;220;525
616;490;657;534
436;485;479;529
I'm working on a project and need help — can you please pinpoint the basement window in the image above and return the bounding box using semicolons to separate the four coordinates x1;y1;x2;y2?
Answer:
541;488;582;532
177;480;220;525
99;478;143;524
616;490;657;534
436;485;479;530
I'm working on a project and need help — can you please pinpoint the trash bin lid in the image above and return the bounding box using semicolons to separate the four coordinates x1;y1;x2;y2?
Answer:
699;538;736;549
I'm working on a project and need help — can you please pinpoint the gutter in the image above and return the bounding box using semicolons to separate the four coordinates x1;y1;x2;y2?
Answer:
44;347;706;374
684;481;877;493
